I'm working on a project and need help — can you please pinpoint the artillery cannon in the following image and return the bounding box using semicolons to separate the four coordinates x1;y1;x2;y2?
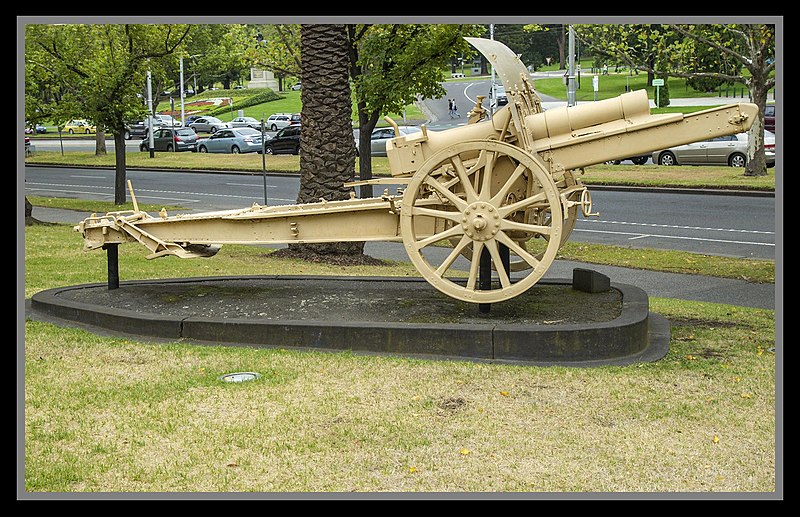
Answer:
75;37;758;305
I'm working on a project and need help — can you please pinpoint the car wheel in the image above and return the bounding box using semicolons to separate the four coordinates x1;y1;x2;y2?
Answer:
292;145;300;155
68;129;74;134
231;145;240;154
191;127;198;133
210;127;217;133
632;156;649;165
199;145;208;153
270;124;277;132
658;152;677;166
124;130;131;140
86;129;91;134
264;146;274;155
604;160;621;165
140;144;146;152
729;153;747;168
166;144;173;152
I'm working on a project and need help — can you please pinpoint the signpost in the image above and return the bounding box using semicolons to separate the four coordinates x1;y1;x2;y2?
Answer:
593;75;599;101
652;78;664;108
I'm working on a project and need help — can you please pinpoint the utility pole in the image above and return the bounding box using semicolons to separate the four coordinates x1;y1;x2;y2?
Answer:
567;25;577;107
490;23;496;117
146;70;155;158
180;56;185;126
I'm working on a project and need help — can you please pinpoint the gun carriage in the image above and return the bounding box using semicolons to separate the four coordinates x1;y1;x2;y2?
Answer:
76;38;758;305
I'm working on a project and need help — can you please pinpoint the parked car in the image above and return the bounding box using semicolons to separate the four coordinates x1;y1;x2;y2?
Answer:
355;126;423;157
62;119;96;134
291;82;301;91
184;115;203;126
260;125;301;155
124;119;154;140
139;127;198;152
231;116;263;130
188;116;231;134
652;130;775;168
764;104;775;133
154;114;182;128
25;123;47;134
265;113;296;132
490;83;507;107
196;127;264;154
604;155;650;165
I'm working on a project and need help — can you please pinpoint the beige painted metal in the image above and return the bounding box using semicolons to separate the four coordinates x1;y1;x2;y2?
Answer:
75;37;759;304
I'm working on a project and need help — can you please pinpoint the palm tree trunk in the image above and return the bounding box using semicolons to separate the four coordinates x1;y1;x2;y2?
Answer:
287;24;364;259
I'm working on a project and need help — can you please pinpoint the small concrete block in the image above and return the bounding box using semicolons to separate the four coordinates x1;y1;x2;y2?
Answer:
572;268;611;293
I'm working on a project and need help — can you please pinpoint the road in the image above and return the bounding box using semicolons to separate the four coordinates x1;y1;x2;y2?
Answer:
24;165;775;260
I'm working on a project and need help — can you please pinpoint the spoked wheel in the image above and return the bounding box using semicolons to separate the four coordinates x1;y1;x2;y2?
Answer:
400;140;563;304
451;168;581;273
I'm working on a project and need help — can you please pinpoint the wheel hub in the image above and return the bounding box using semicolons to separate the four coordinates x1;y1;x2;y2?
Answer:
461;202;501;241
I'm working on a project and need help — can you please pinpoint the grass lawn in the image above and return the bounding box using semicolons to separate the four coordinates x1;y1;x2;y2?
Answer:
22;221;777;493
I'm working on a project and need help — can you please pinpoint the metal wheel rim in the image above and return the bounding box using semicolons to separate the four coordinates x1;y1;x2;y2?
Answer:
400;140;563;304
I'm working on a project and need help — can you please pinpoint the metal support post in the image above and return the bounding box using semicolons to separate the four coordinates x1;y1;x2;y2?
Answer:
104;243;120;290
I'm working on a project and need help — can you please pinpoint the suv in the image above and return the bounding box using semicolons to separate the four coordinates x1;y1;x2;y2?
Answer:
261;124;301;155
266;113;300;132
139;127;198;152
764;104;775;133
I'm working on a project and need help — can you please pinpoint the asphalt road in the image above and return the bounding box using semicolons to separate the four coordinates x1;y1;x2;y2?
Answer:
24;165;777;310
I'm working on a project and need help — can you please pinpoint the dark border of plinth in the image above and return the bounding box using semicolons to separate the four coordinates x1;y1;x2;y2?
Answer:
27;275;670;367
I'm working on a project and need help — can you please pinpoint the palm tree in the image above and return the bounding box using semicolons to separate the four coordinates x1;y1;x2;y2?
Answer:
284;23;364;260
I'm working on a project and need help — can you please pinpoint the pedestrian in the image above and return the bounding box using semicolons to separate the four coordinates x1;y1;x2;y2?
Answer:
448;98;454;118
452;99;460;118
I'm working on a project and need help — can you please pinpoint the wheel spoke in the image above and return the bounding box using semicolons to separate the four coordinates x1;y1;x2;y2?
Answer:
415;224;463;250
498;191;547;218
410;206;463;224
495;231;541;270
423;176;468;211
451;155;478;203
500;219;552;237
479;150;496;201
435;234;472;277
485;240;511;288
491;163;528;206
466;241;484;290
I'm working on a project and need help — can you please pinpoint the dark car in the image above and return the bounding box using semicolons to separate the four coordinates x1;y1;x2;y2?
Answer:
261;124;300;155
139;127;198;152
764;104;775;133
604;155;650;165
124;120;152;140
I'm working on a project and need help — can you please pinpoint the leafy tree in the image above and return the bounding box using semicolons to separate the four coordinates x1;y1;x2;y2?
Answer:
575;23;775;176
246;24;301;91
348;23;485;198
25;23;191;203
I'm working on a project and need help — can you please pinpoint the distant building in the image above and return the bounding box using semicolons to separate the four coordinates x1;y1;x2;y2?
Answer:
247;68;279;92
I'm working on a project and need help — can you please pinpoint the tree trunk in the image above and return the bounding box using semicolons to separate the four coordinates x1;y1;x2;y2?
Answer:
744;74;769;177
288;24;364;259
95;129;107;156
113;131;127;205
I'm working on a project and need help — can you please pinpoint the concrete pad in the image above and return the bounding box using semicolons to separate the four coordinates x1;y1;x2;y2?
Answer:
28;275;670;367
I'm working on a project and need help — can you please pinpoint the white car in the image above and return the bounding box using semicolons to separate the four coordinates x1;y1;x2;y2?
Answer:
265;113;294;132
154;114;182;128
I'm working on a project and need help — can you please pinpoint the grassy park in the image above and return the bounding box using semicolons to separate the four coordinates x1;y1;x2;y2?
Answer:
23;72;777;495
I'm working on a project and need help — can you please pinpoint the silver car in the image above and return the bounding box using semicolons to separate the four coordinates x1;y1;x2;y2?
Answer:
188;116;231;134
196;127;264;154
231;116;263;130
356;126;423;157
653;130;775;168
